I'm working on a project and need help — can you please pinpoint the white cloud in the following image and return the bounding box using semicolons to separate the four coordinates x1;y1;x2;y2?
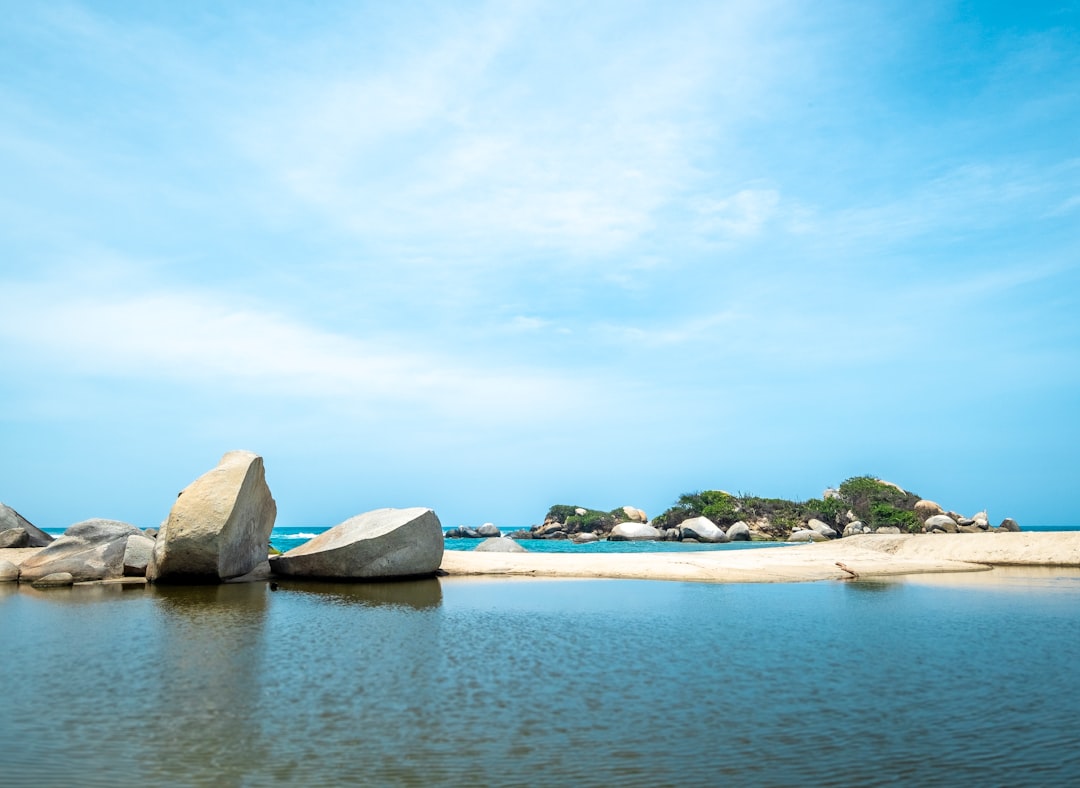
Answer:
695;188;781;238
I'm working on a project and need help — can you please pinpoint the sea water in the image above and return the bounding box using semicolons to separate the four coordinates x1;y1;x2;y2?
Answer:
2;570;1078;786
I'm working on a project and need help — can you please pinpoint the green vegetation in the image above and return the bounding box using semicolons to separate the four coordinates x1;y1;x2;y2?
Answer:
650;475;927;537
544;505;627;534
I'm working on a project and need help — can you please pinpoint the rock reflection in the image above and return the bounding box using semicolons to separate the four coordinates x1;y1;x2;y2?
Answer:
273;577;443;610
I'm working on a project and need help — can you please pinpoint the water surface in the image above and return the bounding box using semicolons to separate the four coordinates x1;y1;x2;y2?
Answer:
2;572;1078;786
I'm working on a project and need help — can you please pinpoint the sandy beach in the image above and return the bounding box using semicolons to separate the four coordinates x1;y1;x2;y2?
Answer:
5;531;1079;585
440;532;1080;583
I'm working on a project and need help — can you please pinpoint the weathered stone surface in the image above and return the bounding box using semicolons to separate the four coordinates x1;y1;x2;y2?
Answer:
914;500;944;519
608;522;661;541
972;511;990;528
999;518;1021;532
679;516;729;543
18;519;143;582
621;506;647;523
475;537;527;553
31;572;74;588
807;519;838;539
476;523;501;537
0;528;29;548
0;559;19;582
925;514;959;533
123;534;156;576
0;503;53;547
788;529;828;543
148;450;277;583
270;507;443;579
726;521;751;541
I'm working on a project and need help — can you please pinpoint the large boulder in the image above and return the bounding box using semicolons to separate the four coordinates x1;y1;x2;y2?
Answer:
807;519;838;539
925;514;959;533
0;503;53;546
679;516;728;543
475;537;527;553
621;506;647;523
476;523;501;537
0;528;29;548
726;521;751;541
608;522;661;541
18;519;143;582
123;534;156;576
0;559;19;582
788;529;828;543
998;518;1021;532
148;450;277;583
269;507;444;579
914;500;944;519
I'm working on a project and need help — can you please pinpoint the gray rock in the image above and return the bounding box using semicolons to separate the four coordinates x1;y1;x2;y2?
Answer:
508;530;534;540
17;519;143;582
0;528;29;548
679;516;729;543
788;529;828;543
0;503;53;546
123;534;156;576
874;526;902;535
999;518;1021;532
476;523;501;537
842;521;868;537
460;527;481;539
148;450;277;583
269;507;444;579
475;537;527;553
0;559;19;582
726;521;751;541
608;522;661;541
31;572;74;588
807;518;838;539
572;532;599;543
924;514;958;533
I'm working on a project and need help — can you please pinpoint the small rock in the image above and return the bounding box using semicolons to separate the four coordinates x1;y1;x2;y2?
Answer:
475;537;527;553
874;526;902;535
123;534;156;576
31;572;74;588
788;529;828;543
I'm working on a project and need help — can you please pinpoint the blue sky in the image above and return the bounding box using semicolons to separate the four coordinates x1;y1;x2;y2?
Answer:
2;1;1078;529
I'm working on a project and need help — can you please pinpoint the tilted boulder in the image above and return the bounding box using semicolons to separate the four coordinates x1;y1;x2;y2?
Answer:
0;503;53;547
679;516;728;543
148;450;277;583
269;507;443;579
608;522;660;541
18;519;143;582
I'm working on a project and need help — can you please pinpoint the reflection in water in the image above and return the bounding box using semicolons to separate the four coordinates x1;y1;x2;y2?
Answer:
2;576;1079;786
274;577;442;609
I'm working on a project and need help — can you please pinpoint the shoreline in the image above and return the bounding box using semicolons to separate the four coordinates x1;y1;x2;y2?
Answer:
5;532;1079;586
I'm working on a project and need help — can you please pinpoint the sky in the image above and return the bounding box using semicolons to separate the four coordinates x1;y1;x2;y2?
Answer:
1;1;1078;529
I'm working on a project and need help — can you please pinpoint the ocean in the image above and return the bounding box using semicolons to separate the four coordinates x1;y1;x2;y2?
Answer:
1;569;1078;785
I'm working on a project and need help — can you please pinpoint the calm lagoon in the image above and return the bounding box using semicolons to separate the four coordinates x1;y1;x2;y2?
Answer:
2;569;1079;786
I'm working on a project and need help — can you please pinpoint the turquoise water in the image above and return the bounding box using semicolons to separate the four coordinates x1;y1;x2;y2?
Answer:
2;570;1079;786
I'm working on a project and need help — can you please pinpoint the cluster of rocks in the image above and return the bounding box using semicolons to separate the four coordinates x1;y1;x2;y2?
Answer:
1;450;444;589
444;523;502;539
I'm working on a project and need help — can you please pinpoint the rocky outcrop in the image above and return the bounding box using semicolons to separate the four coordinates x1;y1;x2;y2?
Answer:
18;519;143;582
0;503;53;546
679;516;728;543
269;507;443;579
608;522;661;541
475;537;527;553
148;450;277;583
